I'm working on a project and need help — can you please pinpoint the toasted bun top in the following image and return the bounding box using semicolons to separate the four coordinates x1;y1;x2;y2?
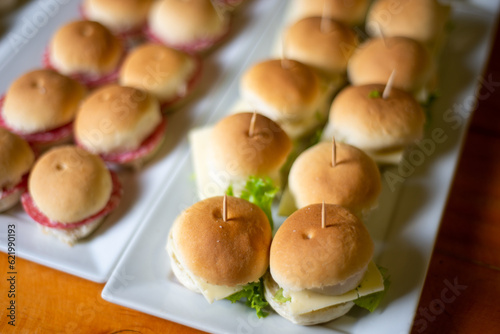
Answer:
28;145;112;223
347;36;434;93
270;203;373;291
82;0;154;32
2;69;86;134
290;0;370;26
49;20;123;76
0;128;35;190
240;59;322;119
172;196;272;286
285;17;358;77
366;0;451;47
148;0;229;45
75;84;161;154
328;84;425;151
119;43;197;102
289;141;381;214
211;112;292;176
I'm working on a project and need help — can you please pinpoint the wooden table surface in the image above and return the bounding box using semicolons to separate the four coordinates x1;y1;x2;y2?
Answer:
2;8;500;334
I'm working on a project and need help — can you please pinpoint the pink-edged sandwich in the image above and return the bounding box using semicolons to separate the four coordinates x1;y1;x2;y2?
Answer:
21;145;122;245
0;128;35;212
146;0;231;53
44;20;125;88
0;69;86;149
74;84;166;168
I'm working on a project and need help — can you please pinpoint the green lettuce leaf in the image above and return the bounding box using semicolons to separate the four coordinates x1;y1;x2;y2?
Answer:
369;90;382;98
226;176;278;230
226;279;269;318
274;288;291;303
353;266;391;313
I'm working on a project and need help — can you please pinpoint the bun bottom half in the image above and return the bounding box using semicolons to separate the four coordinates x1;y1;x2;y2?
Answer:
264;273;354;326
38;216;106;246
0;188;23;213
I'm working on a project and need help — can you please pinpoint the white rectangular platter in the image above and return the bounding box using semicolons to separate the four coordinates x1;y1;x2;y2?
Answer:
0;0;288;282
101;0;500;333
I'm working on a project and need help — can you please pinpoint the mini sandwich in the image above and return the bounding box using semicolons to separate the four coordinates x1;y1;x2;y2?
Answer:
280;141;381;217
322;84;426;165
81;0;154;38
0;69;86;148
284;16;358;86
189;112;292;199
347;36;435;103
265;203;386;325
0;128;35;212
146;0;231;53
240;59;332;140
286;0;371;27
366;0;451;55
45;20;124;88
119;43;202;111
74;84;166;168
167;196;272;307
21;145;122;245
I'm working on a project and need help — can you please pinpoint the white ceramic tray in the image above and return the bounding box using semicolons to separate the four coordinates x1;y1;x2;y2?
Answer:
0;0;285;282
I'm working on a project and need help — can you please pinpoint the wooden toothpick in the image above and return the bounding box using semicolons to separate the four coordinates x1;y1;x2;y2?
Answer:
383;69;396;99
331;136;337;167
249;111;257;138
320;0;331;33
223;194;227;222
321;201;326;229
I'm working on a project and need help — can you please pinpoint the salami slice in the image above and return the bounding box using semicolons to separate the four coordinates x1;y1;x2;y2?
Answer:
0;174;28;200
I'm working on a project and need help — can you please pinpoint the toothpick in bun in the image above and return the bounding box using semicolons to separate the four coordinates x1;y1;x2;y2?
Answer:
74;84;166;168
21;145;122;245
0;128;35;212
119;43;203;111
265;203;385;325
146;0;230;53
0;69;86;149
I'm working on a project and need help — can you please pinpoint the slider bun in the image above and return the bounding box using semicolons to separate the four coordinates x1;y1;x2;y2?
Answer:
2;69;86;134
366;0;451;48
211;112;292;177
347;36;434;93
285;17;358;78
240;59;322;121
49;20;123;76
28;145;112;223
288;141;381;215
119;43;197;103
75;85;161;154
148;0;229;46
264;273;354;325
290;0;370;26
0;128;35;190
328;84;425;152
82;0;154;33
172;196;272;287
270;204;373;292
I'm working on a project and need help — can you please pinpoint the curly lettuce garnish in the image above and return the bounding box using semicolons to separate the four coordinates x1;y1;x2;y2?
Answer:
353;266;391;312
274;288;291;304
226;279;269;318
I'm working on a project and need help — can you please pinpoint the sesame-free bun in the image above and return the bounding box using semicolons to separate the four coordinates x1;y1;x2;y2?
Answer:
75;85;161;154
288;0;371;26
49;20;123;76
270;204;374;292
288;141;381;215
171;196;272;287
240;59;325;139
284;17;358;80
0;128;35;190
82;0;154;33
2;69;86;134
119;43;197;104
366;0;451;49
324;84;425;155
148;0;229;49
28;146;112;223
211;112;292;177
347;36;434;94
